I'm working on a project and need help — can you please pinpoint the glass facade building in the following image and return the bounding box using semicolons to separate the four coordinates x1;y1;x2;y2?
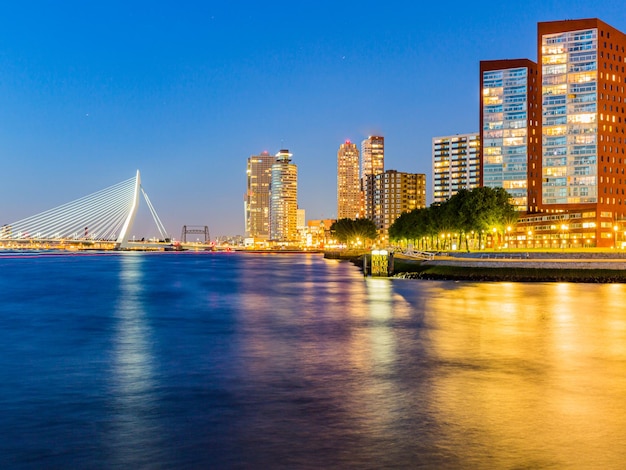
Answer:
541;26;599;206
480;59;539;211
269;149;298;242
535;18;626;246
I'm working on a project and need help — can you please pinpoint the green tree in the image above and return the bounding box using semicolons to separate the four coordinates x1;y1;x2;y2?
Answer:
330;218;378;247
388;187;518;251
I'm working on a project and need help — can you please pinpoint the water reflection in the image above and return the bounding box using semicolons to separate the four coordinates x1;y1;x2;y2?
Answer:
347;278;404;459
108;253;161;465
393;280;626;468
5;253;626;467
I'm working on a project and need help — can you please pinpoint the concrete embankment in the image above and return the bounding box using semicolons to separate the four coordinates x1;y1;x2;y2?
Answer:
323;250;626;282
425;253;626;270
393;252;626;282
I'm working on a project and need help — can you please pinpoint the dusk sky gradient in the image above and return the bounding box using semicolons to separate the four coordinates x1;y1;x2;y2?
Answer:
1;1;625;238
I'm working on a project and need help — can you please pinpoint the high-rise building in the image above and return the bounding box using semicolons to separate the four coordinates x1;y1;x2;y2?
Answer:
361;135;385;180
432;133;480;204
480;59;540;211
269;149;298;242
361;136;384;219
245;151;274;239
536;18;626;246
370;170;427;237
337;140;360;219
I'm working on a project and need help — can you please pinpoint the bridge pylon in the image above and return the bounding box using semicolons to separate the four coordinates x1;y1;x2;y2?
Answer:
115;170;142;249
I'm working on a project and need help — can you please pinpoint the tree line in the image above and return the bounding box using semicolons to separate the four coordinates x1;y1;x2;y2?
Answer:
329;187;517;251
388;187;518;251
329;218;378;247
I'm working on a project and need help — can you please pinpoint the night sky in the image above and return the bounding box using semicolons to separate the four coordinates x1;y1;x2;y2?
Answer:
1;1;625;238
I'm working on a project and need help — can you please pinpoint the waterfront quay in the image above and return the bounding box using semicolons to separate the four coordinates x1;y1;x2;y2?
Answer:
325;249;626;282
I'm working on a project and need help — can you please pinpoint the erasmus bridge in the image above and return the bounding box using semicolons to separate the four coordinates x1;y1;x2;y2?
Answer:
0;170;170;250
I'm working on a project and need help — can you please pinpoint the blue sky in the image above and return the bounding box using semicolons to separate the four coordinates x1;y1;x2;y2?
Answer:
1;1;625;238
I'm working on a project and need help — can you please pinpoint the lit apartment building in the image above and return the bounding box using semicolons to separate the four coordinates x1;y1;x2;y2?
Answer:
534;18;626;247
371;170;427;237
432;133;480;203
480;59;540;211
302;219;335;248
361;136;384;219
361;135;385;181
269;149;298;242
245;151;275;239
337;140;361;219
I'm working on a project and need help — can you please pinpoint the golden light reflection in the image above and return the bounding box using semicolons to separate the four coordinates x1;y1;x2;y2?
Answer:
334;278;416;438
414;281;626;468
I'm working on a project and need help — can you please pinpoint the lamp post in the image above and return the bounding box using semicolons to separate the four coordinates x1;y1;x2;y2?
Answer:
527;230;533;249
560;224;568;250
613;225;618;249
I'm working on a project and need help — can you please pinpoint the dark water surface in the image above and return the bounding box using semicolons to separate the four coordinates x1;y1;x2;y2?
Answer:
1;251;626;469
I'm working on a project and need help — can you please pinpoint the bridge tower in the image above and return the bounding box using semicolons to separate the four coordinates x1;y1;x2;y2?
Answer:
115;170;141;249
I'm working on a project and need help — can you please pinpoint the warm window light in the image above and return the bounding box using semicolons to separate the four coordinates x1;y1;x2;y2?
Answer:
568;113;595;124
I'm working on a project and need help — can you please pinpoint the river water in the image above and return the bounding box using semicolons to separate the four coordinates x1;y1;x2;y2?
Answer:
1;251;626;468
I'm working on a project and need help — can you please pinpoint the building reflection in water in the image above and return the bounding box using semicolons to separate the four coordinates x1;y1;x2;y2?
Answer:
197;255;626;467
344;278;406;450
412;281;626;468
108;253;161;466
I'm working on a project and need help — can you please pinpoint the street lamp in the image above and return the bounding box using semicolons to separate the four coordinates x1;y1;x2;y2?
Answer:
527;230;533;249
613;225;618;249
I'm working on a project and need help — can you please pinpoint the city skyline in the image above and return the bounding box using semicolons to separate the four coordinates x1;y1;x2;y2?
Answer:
1;2;626;238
